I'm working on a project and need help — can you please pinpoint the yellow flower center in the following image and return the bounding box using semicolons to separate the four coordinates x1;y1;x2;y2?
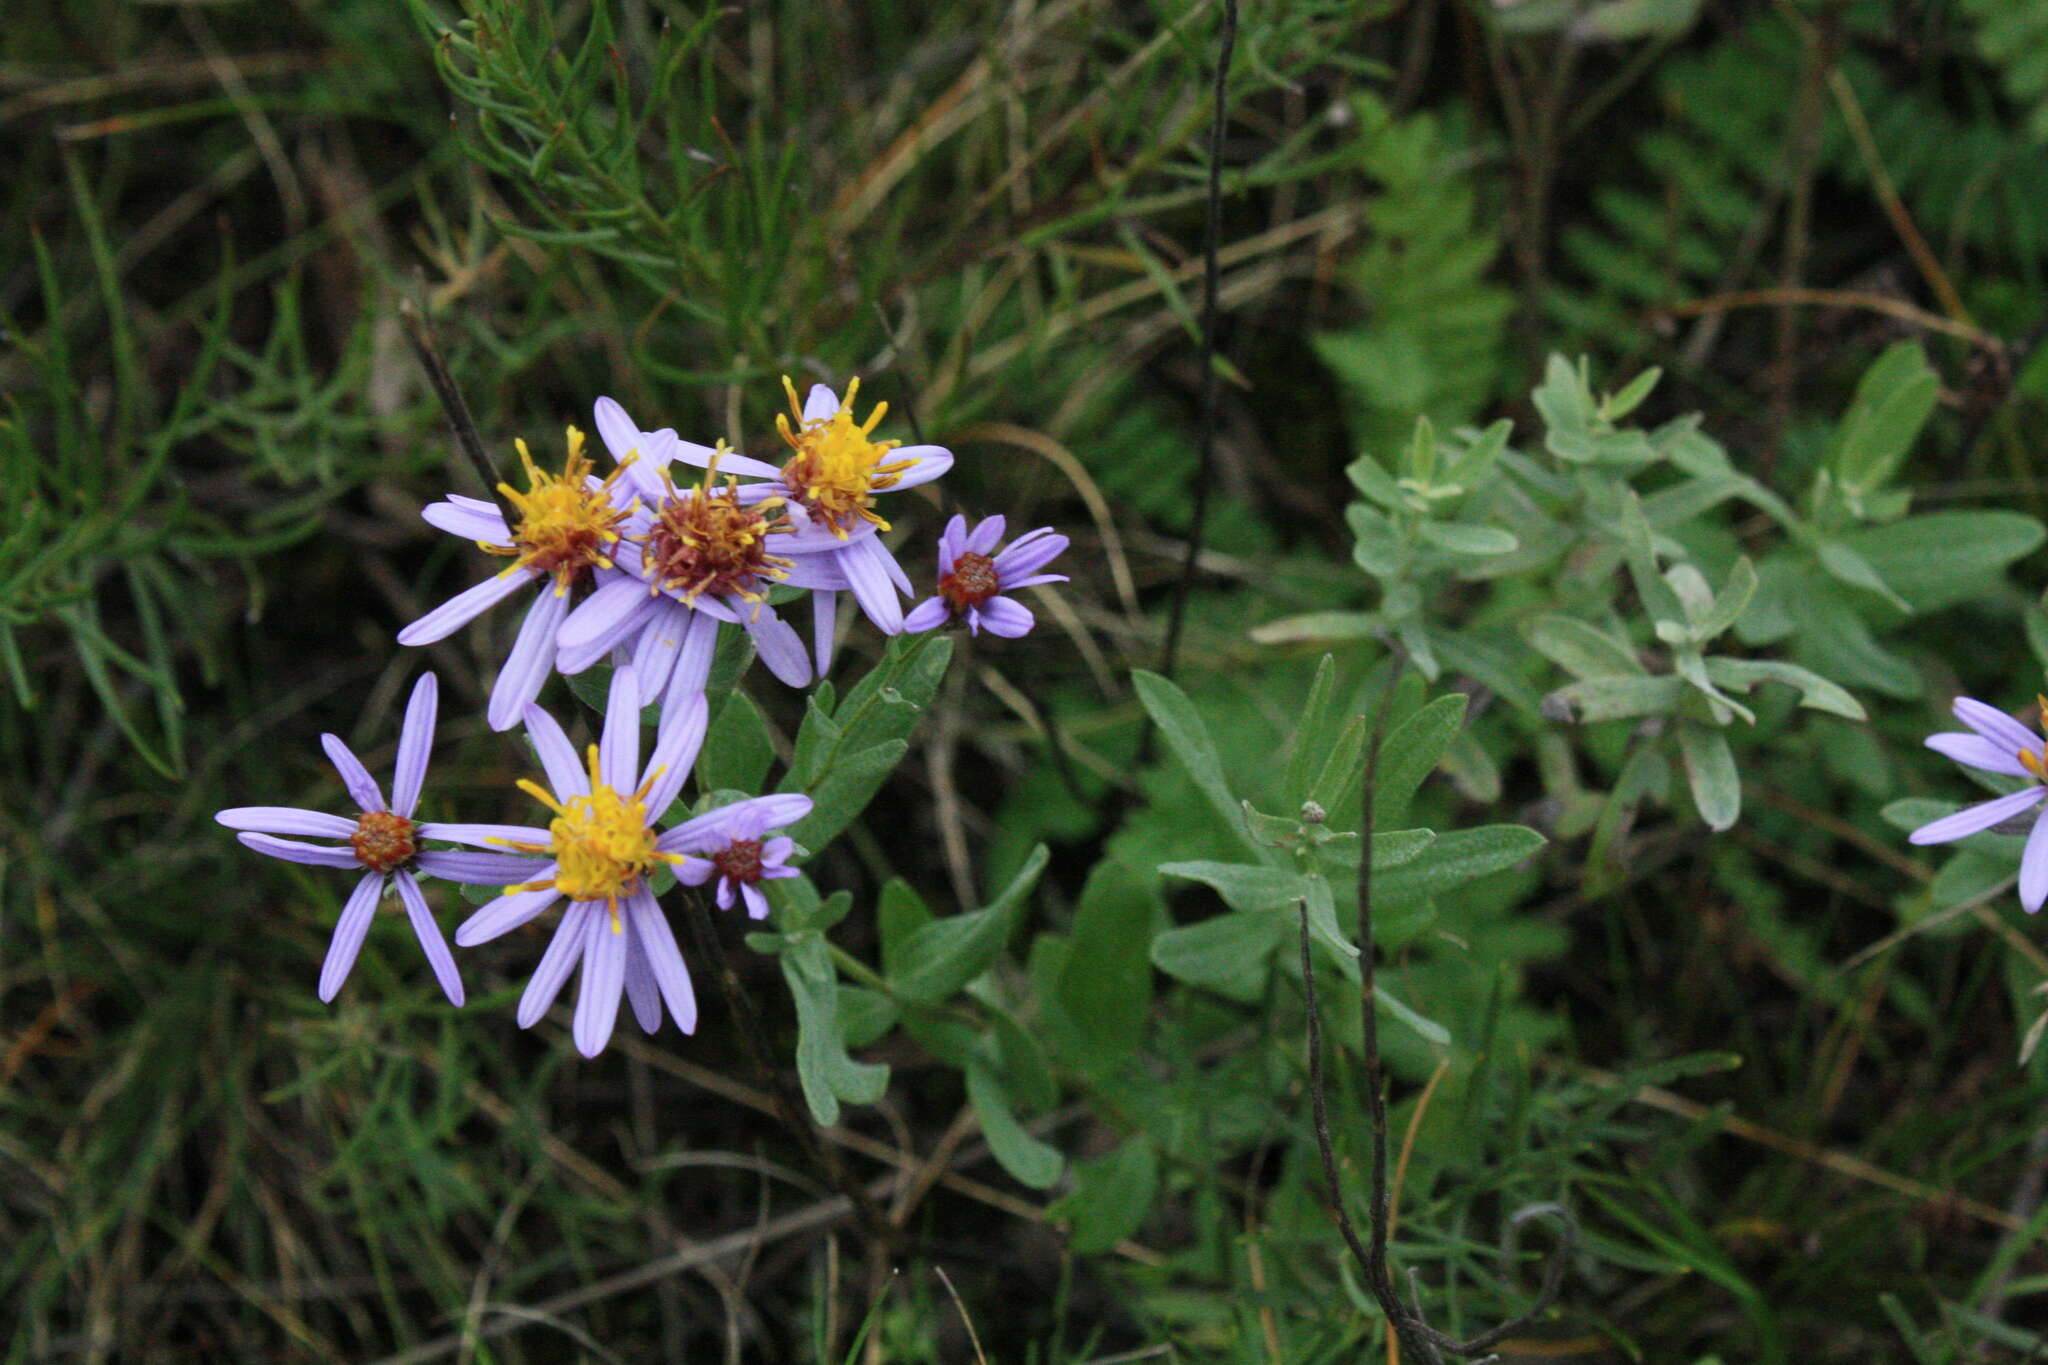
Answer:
2021;694;2048;780
483;427;633;594
640;445;795;604
499;744;683;928
773;376;917;538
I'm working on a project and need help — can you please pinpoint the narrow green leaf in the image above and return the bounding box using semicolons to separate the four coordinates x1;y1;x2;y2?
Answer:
1525;614;1644;680
1677;721;1741;831
1376;825;1546;904
892;845;1049;1004
698;690;775;795
1132;671;1246;844
1151;908;1288;1002
967;1063;1063;1189
1055;860;1157;1074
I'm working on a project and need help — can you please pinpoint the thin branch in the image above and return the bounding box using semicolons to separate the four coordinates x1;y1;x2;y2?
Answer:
1297;648;1577;1360
1157;0;1238;684
396;294;513;526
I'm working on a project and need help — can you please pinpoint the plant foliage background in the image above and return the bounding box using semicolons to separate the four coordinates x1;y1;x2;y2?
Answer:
10;0;2048;1360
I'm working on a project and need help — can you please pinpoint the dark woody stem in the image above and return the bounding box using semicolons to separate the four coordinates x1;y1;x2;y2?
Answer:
1299;648;1577;1361
397;295;516;530
677;888;900;1251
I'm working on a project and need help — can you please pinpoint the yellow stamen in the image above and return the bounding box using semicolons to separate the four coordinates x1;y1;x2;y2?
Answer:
482;427;634;593
518;770;662;905
773;376;917;538
636;443;794;603
2024;748;2047;781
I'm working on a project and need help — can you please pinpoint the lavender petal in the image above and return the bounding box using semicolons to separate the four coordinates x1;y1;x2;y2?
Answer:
216;806;355;838
994;529;1069;579
740;882;770;920
414;849;549;885
599;664;642;792
628;886;696;1032
630;601;687;705
556;576;651;674
743;608;812;688
456;880;562;946
521;701;591;802
1953;697;2042;757
487;588;569;732
937;513;968;566
2025;812;2048;913
643;690;708;815
573;909;628;1057
1926;732;2032;778
421;500;511;545
318;873;385;1002
516;902;592;1027
1909;786;2046;845
397;569;535;647
239;832;361;869
418;821;552;850
623;937;663;1033
902;598;949;634
965;515;1006;555
883;444;953;490
321;733;387;813
392;672;439;817
394;870;465;1006
976;596;1035;638
837;538;904;634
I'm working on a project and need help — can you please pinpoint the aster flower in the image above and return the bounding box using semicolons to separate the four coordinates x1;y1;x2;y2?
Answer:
558;398;837;727
662;378;952;656
665;793;814;919
1911;695;2048;911
397;427;637;731
215;673;536;1005
442;664;707;1057
903;514;1068;638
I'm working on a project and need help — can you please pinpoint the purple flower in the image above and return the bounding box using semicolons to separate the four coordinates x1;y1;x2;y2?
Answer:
557;398;839;730
660;379;951;655
397;427;636;731
665;794;814;919
1911;695;2048;911
215;673;535;1005
903;515;1068;638
443;664;708;1057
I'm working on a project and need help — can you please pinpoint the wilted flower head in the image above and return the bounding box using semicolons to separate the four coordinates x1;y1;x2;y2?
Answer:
441;665;706;1056
665;793;813;920
215;673;534;1004
1911;695;2048;911
904;514;1068;638
397;428;637;730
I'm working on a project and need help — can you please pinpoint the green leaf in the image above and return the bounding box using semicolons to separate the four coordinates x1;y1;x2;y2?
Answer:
1525;614;1643;680
1704;658;1865;720
783;940;889;1126
1677;720;1741;831
1543;675;1685;723
1415;520;1518;556
1055;860;1158;1075
1694;556;1758;642
1840;511;2047;612
1828;340;1938;494
1285;654;1345;803
1248;611;1379;646
1159;861;1309;911
1375;692;1467;826
877;878;934;981
1301;871;1359;960
1151;908;1289;1002
1347;502;1409;576
1132;671;1248;845
1376;825;1545;905
781;632;952;850
698;690;775;795
1816;540;1910;612
966;1063;1063;1189
1050;1140;1160;1254
891;845;1049;1005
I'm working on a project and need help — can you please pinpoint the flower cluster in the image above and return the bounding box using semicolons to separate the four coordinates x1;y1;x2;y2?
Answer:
221;376;1065;1056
